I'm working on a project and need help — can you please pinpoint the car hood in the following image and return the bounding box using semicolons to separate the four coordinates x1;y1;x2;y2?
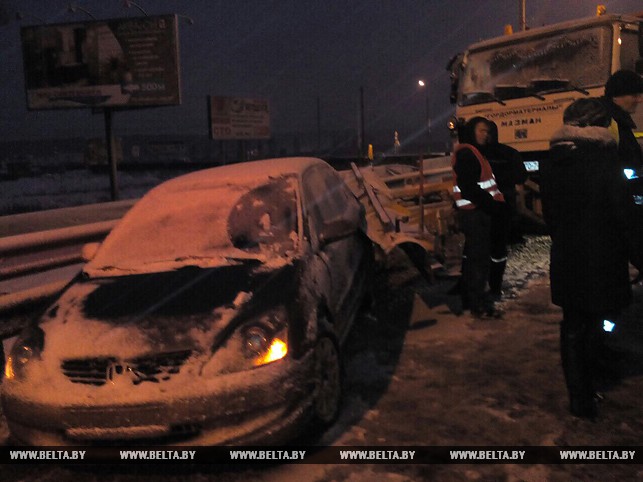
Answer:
37;263;299;362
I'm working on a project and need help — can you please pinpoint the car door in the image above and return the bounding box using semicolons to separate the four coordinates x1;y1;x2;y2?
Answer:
302;164;364;339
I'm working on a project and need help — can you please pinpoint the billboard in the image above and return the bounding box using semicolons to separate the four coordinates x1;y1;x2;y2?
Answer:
209;96;271;140
21;14;180;110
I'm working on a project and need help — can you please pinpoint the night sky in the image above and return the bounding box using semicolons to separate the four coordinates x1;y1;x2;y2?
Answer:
1;0;641;148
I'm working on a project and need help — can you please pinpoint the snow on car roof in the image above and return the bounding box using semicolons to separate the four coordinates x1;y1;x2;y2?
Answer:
151;157;327;193
83;158;324;276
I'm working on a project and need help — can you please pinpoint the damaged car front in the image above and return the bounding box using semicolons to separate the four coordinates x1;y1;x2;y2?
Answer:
2;168;331;445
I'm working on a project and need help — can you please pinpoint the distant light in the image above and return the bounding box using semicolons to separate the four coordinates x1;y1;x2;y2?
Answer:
624;169;636;180
617;37;622;45
418;80;426;87
603;319;615;332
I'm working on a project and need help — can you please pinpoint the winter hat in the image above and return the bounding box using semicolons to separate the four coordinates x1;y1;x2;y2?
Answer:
604;70;643;98
486;120;500;144
458;116;488;145
563;98;611;128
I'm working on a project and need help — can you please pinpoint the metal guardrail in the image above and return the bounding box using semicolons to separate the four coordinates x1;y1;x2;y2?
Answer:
0;220;117;257
0;281;69;315
0;221;117;313
0;159;455;314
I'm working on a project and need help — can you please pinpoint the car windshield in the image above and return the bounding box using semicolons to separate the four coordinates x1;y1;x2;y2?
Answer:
85;175;299;276
460;25;612;105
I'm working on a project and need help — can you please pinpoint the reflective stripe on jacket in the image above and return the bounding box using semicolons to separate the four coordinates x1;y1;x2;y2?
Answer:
451;143;505;209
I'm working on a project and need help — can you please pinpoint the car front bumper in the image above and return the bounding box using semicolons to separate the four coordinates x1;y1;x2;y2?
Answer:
1;352;315;446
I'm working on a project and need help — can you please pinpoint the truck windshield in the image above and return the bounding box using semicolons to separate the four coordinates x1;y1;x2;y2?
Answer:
460;25;612;106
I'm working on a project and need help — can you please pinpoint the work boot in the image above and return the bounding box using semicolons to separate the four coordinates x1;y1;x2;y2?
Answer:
488;259;507;300
447;276;463;295
570;394;598;421
488;290;503;302
471;304;503;319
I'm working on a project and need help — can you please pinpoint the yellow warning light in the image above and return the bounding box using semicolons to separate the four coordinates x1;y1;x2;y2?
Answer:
596;5;606;16
504;24;513;35
368;144;374;161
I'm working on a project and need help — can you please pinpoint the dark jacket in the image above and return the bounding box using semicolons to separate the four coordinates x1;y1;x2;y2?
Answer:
453;117;499;215
481;122;528;197
541;124;636;311
603;98;643;170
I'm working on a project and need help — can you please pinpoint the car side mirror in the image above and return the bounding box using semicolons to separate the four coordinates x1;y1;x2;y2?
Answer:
81;242;101;262
318;219;356;246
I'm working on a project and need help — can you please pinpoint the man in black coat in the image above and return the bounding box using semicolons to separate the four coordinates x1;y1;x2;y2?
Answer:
481;121;529;298
541;98;642;420
602;70;642;171
482;121;529;208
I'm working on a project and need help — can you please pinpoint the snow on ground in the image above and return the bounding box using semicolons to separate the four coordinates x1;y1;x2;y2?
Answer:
501;235;551;298
0;235;642;480
0;169;186;215
1;174;641;480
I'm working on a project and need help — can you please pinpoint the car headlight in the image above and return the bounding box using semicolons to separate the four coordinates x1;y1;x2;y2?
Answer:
242;324;288;366
5;327;44;381
201;307;289;376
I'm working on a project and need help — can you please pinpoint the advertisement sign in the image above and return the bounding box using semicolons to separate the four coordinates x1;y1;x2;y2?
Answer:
21;15;180;109
209;96;271;140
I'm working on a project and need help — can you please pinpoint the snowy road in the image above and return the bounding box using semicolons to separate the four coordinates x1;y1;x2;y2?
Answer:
0;237;642;481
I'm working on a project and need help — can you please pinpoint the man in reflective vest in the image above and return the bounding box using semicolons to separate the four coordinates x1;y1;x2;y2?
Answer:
452;116;507;318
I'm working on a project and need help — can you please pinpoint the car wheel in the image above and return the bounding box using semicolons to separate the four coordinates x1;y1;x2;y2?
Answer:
312;335;342;426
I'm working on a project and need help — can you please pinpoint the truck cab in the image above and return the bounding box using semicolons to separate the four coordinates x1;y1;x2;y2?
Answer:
448;13;642;221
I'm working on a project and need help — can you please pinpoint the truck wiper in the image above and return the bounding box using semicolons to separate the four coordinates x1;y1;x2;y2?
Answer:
568;83;589;96
489;94;506;106
495;84;545;102
463;91;506;106
532;78;589;96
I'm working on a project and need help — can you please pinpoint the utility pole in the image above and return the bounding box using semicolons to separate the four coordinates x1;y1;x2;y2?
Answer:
316;96;321;154
418;80;430;157
519;0;527;31
359;86;365;159
104;109;118;201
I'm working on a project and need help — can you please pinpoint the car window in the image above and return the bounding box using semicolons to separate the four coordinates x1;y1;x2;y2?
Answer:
304;165;353;227
228;177;298;256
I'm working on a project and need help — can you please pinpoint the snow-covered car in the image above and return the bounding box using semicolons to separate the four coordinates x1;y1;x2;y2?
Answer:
1;157;373;445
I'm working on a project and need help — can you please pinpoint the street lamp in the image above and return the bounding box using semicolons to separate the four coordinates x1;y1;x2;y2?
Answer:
123;1;149;17
67;3;97;19
418;80;430;156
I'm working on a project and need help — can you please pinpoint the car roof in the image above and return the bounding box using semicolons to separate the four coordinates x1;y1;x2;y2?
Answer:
154;157;328;193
